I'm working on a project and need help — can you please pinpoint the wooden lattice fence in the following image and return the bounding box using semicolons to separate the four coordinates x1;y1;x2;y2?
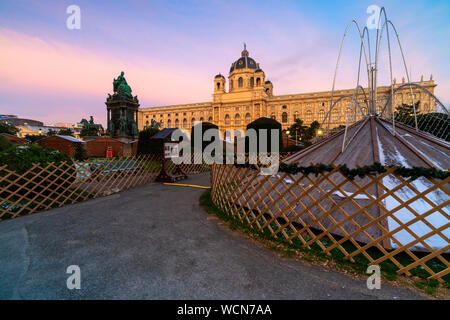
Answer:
0;155;210;221
210;164;450;283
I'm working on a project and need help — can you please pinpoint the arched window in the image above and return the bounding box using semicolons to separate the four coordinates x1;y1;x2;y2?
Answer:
424;103;429;111
175;119;179;127
235;114;241;126
167;119;171;127
245;113;251;124
256;78;261;86
230;80;233;89
332;109;339;122
183;119;187;128
200;117;204;122
318;110;325;122
145;120;149;126
250;77;254;87
282;112;288;123
217;82;220;90
238;77;243;87
208;116;213;122
294;111;299;120
265;88;270;94
271;113;276;120
225;114;230;125
305;110;312;122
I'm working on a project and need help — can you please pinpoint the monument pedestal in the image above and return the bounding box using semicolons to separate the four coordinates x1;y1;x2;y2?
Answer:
105;72;140;139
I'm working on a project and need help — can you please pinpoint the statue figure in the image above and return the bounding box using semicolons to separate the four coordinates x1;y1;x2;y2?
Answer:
131;121;138;136
119;115;128;136
150;119;161;129
113;71;133;100
80;118;89;127
108;120;115;136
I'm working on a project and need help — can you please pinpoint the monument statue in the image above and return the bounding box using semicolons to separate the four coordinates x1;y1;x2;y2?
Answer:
106;71;139;139
113;71;133;100
119;115;128;136
149;119;161;129
131;122;138;136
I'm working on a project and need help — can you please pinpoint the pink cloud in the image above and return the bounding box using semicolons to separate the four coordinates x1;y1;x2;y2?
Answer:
0;28;212;108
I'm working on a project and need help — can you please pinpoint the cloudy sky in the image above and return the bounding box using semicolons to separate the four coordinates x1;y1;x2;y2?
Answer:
0;0;449;126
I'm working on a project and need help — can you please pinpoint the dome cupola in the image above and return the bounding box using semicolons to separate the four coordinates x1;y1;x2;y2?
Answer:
229;44;258;72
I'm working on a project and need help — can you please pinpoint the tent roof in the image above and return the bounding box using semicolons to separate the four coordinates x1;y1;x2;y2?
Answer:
151;128;177;140
284;116;450;170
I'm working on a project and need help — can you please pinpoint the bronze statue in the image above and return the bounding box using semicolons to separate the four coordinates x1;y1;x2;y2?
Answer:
119;115;128;136
113;71;133;99
150;119;161;129
131;122;138;136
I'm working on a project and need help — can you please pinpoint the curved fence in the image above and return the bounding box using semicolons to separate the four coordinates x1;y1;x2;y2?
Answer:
0;154;210;221
210;164;449;283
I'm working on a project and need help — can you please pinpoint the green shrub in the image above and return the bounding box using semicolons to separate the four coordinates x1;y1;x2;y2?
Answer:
137;127;161;155
0;145;75;200
246;117;283;153
74;142;88;161
0;144;72;174
0;135;12;152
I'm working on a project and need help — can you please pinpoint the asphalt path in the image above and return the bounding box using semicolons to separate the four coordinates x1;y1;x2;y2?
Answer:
0;173;425;299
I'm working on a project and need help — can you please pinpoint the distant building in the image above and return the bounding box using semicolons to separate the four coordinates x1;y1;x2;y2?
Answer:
85;136;133;157
0;115;43;127
139;46;437;134
36;135;85;157
16;125;66;138
53;122;82;138
0;133;28;145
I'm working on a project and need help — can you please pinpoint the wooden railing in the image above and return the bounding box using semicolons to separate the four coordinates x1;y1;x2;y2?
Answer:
210;164;450;283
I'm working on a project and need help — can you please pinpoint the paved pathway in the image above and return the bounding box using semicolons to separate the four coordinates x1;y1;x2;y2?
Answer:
0;173;425;299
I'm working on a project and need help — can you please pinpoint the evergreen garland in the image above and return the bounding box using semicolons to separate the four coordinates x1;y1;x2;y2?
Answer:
234;161;449;180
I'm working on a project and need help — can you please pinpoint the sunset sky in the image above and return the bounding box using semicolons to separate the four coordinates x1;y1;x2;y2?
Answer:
1;0;449;126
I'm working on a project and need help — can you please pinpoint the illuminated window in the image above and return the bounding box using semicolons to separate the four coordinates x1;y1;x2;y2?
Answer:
318;110;325;122
225;114;230;125
245;113;251;123
332;109;339;122
235;114;241;126
305;110;312;122
282;112;288;123
294;111;299;120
